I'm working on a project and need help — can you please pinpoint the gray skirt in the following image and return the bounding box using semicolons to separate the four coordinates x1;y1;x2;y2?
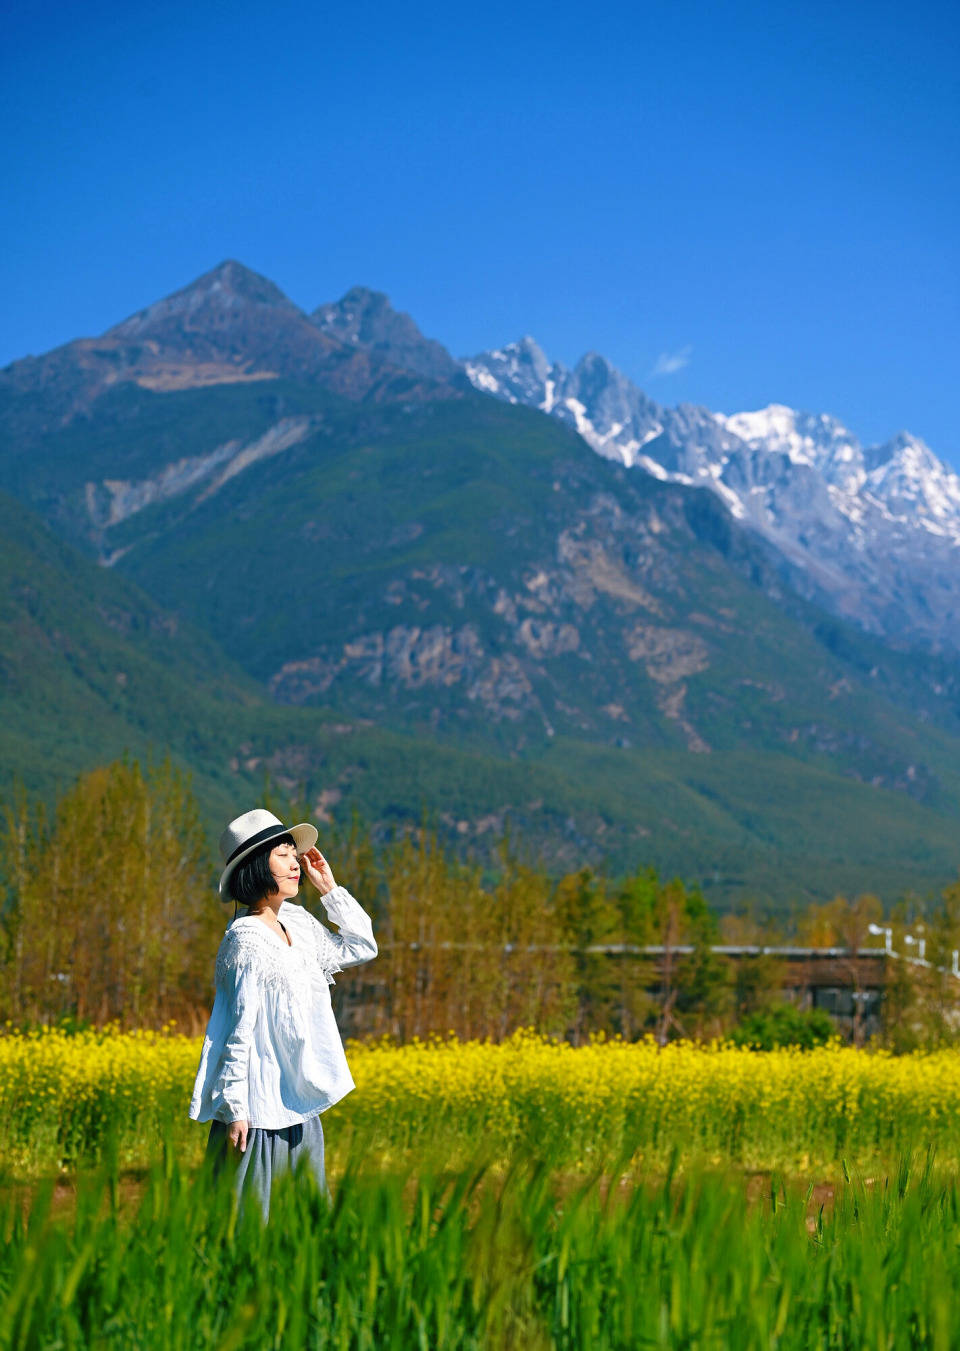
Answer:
206;1114;329;1222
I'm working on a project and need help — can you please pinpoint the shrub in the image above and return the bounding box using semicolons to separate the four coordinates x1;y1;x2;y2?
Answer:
729;1002;835;1050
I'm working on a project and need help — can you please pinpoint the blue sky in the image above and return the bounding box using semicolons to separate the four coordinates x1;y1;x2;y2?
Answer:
2;0;957;456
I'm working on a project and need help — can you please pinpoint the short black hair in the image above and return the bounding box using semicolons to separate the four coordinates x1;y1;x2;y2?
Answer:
228;832;297;908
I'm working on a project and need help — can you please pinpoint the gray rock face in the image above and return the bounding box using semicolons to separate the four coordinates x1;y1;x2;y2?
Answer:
466;345;960;652
85;416;321;561
311;287;461;382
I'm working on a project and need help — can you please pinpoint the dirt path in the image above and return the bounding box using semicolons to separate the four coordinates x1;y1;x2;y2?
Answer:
2;1162;849;1231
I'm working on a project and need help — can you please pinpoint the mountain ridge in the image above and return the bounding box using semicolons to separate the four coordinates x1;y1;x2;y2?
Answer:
0;261;464;440
462;337;960;653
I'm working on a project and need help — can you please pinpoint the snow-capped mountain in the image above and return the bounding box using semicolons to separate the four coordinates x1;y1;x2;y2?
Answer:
465;340;960;649
464;339;665;468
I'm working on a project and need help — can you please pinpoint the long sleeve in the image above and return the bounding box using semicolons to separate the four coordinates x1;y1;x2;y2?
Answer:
211;943;262;1123
307;884;378;978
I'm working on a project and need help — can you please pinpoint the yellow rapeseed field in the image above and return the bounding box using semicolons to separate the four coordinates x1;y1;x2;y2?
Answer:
1;1025;959;1176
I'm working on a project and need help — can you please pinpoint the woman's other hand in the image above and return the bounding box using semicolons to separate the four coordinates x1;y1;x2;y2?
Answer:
228;1119;249;1153
299;846;337;895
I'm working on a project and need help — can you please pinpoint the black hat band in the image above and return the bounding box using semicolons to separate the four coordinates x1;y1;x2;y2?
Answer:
224;824;291;867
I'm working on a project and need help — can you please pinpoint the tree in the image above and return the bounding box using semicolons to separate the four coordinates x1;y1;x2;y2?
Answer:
0;757;217;1026
493;845;575;1040
672;883;730;1039
553;867;620;1044
732;953;786;1020
909;874;960;1046
828;894;882;1047
675;942;732;1039
613;866;661;1039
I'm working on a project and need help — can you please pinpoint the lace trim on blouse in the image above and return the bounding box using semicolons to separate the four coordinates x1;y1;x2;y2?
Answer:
216;918;340;999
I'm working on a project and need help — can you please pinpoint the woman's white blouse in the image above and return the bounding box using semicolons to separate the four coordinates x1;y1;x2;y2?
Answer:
188;886;377;1129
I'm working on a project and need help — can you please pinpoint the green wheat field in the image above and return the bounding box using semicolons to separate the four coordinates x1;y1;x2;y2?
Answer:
1;1029;960;1347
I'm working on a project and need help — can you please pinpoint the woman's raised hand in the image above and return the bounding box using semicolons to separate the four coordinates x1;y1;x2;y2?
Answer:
299;846;337;895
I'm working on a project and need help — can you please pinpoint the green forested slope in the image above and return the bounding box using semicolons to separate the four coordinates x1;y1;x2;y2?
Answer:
3;375;960;906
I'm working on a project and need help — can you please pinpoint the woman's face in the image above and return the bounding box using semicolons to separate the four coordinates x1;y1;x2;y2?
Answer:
268;841;301;900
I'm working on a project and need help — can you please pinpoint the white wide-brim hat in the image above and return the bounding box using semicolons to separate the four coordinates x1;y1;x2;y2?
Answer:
218;808;318;897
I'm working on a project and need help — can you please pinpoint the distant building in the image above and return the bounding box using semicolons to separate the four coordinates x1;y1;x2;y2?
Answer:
333;941;898;1041
623;945;890;1041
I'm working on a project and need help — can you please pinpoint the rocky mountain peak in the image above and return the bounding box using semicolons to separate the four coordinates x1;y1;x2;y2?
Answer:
514;335;552;368
866;430;935;470
496;337;554;379
310;287;460;382
571;351;648;411
0;260;466;416
462;336;559;407
105;260;303;340
571;350;616;388
467;338;670;466
861;431;960;529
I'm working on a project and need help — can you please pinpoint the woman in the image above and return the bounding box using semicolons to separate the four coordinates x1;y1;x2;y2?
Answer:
189;808;378;1220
